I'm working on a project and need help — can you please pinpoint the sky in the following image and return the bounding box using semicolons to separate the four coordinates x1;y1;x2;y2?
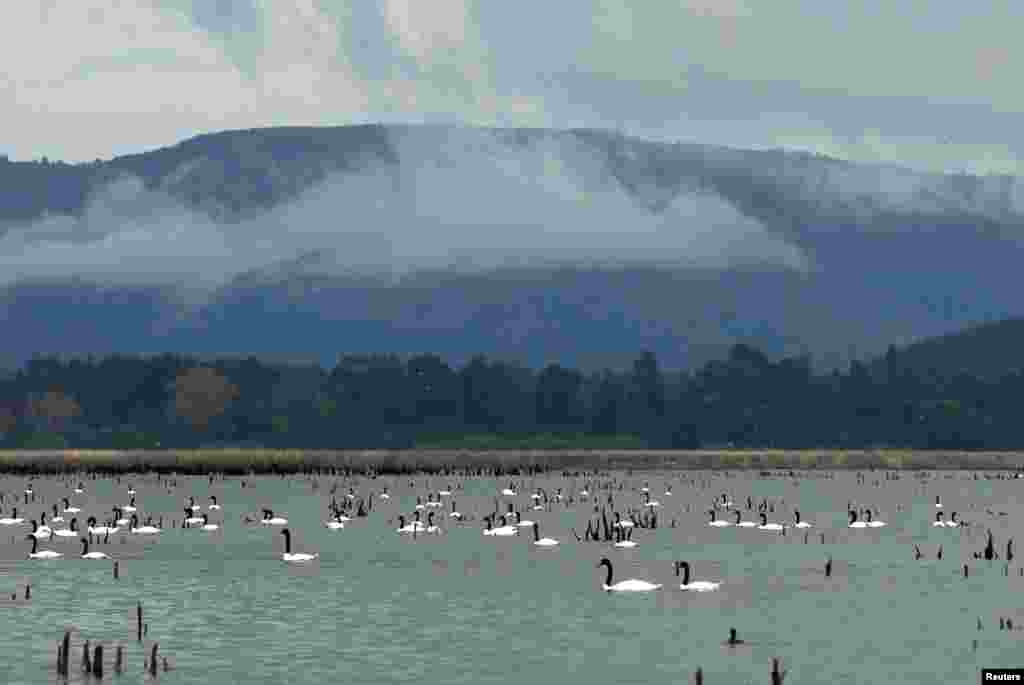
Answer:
3;0;1023;175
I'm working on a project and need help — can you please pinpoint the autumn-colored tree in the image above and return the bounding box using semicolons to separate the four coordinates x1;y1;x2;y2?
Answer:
27;390;81;431
172;367;239;430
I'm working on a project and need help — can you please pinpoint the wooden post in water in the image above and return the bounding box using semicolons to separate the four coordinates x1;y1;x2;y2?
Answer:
149;644;158;676
92;644;103;678
115;645;124;673
60;631;70;676
695;666;703;684
114;561;119;579
82;639;91;673
137;603;143;641
24;584;30;600
771;657;787;684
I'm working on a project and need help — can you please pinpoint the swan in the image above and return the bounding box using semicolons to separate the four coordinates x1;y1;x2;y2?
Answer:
848;510;868;529
198;514;219;532
945;512;962;528
62;498;80;514
53;517;79;538
596;557;661;592
675;561;721;592
186;497;201;512
708;509;733;527
259;509;288;526
448;501;463;520
29;520;51;540
490;515;519;536
793;510;813;528
129;515;161;534
127;486;136;496
932;512;947;527
325;513;345;530
734;510;756;528
396;515;419;534
208;496;221;511
532;522;559;546
87;517;118;536
425;512;442;534
515;512;535;528
864;509;887;528
50;504;64;524
74;482;85;495
280;528;318;562
79;538;110;560
26;535;62;559
757;513;784;531
183;508;204;527
380;488;391;500
114;508;131;527
501;486;517;497
121;497;138;514
34;514;53;538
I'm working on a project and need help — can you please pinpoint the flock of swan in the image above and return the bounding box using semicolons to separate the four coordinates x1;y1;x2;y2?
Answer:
0;469;1013;597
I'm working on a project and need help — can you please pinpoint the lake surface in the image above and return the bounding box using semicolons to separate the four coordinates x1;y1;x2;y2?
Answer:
1;468;1023;684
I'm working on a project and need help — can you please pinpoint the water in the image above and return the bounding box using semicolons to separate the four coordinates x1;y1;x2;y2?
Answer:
1;469;1022;684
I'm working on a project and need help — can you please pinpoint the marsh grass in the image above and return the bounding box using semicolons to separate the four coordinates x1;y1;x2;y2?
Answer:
0;448;1023;474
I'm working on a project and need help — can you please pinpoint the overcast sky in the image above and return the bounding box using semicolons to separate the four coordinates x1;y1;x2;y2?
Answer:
2;1;1022;174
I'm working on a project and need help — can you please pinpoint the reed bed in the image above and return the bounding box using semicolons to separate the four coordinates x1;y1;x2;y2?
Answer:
0;448;1023;474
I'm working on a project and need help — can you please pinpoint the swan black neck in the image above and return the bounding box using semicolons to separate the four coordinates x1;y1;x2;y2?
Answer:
760;513;767;525
677;561;691;585
598;558;613;587
281;528;291;554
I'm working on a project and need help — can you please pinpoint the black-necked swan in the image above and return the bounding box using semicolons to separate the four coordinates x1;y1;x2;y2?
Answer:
514;511;535;528
54;517;78;538
425;512;442;534
184;507;204;527
50;504;64;524
280;528;318;562
130;514;161;534
79;538;110;560
848;510;868;529
708;509;732;527
62;498;80;514
945;512;961;528
932;512;947;527
29;520;51;540
26;535;62;559
186;497;200;512
208;496;221;511
793;511;813;528
198;514;218;532
491;515;518;536
260;509;288;526
88;516;118;536
734;510;756;528
325;513;345;530
397;515;417;534
448;501;463;520
675;561;721;591
864;509;886;527
596;557;661;592
532;522;559;546
758;513;783;531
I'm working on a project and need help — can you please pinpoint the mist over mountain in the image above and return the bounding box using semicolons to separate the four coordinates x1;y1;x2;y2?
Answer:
1;124;1022;371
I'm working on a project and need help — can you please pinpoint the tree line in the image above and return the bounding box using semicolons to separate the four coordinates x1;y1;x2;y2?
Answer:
0;343;1021;449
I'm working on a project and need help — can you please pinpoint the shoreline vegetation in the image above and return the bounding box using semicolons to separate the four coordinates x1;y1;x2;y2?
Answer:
1;448;1023;474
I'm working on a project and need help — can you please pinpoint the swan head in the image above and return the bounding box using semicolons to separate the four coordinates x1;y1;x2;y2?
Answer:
597;557;611;569
674;561;690;576
759;513;767;525
280;528;290;538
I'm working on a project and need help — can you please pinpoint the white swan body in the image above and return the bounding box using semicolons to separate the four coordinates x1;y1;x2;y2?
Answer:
598;558;661;592
613;540;638;548
532;523;559;546
757;514;783;531
280;529;317;562
80;539;110;559
793;511;813;528
676;562;721;592
708;510;732;527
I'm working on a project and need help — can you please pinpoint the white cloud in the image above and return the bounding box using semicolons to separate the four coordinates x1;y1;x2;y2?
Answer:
0;0;1022;174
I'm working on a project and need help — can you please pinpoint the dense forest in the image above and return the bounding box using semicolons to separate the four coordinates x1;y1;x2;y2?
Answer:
2;329;1023;449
